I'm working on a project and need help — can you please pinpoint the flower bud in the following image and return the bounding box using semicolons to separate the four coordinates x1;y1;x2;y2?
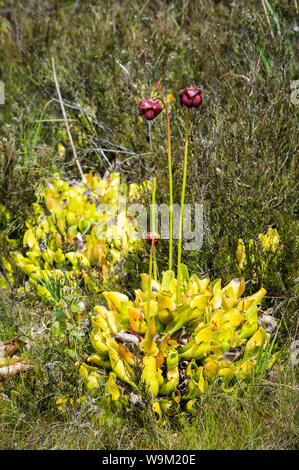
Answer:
139;99;162;121
146;232;161;246
178;85;202;108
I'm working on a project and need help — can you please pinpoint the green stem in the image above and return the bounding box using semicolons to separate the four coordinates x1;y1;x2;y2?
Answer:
177;107;190;303
147;238;155;324
153;96;173;270
153;246;157;281
151;177;157;281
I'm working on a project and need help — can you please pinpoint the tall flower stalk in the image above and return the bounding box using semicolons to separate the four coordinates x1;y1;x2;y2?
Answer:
139;86;202;303
176;86;203;302
151;177;157;281
146;237;155;324
177;107;190;302
146;232;160;324
153;96;173;271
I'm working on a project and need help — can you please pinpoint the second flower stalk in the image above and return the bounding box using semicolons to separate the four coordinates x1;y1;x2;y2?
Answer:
139;85;202;307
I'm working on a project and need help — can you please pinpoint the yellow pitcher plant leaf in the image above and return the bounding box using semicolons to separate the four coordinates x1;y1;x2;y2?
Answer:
106;337;135;387
141;356;160;398
140;317;159;357
87;353;111;369
128;307;147;334
103;291;129;313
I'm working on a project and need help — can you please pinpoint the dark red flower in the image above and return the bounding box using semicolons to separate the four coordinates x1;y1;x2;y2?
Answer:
139;99;162;121
178;85;202;108
146;232;161;246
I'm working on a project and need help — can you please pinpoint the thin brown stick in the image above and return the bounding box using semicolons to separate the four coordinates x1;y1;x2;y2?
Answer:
51;57;84;181
261;0;274;39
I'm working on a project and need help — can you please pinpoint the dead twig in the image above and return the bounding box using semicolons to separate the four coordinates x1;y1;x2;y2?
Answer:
51;58;84;181
261;0;275;39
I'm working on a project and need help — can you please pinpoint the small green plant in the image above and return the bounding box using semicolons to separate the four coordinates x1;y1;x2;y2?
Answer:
40;270;88;359
250;321;280;393
0;204;16;289
236;227;282;272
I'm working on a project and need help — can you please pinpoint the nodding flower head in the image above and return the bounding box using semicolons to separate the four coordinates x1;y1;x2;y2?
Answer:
178;85;202;108
139;99;162;121
146;232;161;246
